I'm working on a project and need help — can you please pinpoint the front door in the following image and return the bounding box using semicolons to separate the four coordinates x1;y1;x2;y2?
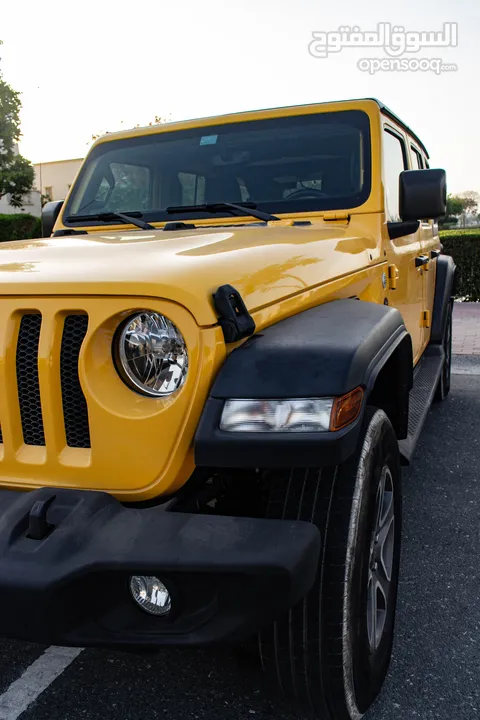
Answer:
382;126;425;364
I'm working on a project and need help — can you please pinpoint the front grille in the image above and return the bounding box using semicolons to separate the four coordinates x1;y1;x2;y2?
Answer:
60;315;90;448
16;314;45;446
12;312;91;449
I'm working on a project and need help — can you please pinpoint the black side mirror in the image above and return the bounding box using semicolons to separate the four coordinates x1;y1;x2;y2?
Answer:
41;200;64;237
399;169;446;221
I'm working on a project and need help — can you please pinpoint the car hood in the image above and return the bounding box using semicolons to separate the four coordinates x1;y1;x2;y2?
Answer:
0;223;379;325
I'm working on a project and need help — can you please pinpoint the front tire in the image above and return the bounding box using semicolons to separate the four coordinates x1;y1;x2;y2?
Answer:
259;407;402;720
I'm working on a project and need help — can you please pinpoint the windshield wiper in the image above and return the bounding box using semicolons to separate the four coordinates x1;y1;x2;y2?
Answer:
166;202;279;223
66;211;155;231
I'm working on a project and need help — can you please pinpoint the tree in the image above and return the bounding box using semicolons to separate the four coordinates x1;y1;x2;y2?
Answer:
90;114;170;143
0;42;34;208
458;191;480;225
439;194;466;227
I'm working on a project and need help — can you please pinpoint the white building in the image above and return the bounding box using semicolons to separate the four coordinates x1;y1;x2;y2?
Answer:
0;156;84;218
34;158;84;202
0;190;42;217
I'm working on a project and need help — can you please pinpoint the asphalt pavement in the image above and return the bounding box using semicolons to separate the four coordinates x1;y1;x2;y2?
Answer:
0;357;479;720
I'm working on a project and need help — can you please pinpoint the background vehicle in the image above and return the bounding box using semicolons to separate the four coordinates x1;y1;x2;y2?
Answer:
0;98;453;719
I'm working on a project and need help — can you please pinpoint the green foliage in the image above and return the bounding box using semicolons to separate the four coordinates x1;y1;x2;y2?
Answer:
440;229;480;240
2;155;35;207
458;191;480;216
439;194;463;227
0;213;42;242
439;194;470;228
446;195;465;217
440;229;480;301
0;43;35;207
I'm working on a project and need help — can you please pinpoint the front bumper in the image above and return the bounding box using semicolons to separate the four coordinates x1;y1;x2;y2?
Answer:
0;488;320;648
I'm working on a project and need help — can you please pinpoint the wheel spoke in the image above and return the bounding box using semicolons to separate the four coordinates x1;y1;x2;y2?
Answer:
375;559;391;603
367;465;395;652
367;573;377;650
374;472;386;534
378;467;393;527
378;515;395;582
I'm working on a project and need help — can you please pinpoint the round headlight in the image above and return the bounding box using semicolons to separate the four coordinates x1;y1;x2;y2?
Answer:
115;312;188;397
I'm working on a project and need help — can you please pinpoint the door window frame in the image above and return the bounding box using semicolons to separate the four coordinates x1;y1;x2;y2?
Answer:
410;144;424;170
382;123;408;222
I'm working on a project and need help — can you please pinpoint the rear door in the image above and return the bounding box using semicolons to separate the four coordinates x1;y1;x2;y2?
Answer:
382;124;425;364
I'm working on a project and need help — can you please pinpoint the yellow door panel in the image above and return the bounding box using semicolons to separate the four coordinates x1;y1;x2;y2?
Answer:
419;220;441;346
385;229;425;363
382;124;427;364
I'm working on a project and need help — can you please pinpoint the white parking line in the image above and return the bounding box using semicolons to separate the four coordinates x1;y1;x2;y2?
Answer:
0;646;83;720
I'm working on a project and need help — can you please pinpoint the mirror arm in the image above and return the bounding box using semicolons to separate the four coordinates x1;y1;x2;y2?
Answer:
387;220;420;240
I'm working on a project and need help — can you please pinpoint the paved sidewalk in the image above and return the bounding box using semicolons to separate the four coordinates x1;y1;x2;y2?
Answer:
453;302;480;355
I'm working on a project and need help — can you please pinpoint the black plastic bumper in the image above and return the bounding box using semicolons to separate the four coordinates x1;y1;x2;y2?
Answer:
0;488;320;648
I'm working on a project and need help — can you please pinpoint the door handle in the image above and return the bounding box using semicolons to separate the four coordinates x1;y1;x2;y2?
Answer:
430;249;441;259
415;255;430;268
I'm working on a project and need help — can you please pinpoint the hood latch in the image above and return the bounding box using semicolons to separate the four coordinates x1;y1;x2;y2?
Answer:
213;285;256;343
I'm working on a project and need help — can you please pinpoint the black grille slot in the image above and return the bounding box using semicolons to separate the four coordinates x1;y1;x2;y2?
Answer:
16;314;45;446
60;315;90;448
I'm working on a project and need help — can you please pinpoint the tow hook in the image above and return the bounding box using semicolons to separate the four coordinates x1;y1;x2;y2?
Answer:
27;494;56;540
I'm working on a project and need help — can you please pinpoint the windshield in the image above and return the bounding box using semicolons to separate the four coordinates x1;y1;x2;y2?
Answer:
64;110;371;226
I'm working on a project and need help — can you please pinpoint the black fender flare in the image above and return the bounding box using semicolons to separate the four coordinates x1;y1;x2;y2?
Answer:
430;254;456;344
195;299;412;468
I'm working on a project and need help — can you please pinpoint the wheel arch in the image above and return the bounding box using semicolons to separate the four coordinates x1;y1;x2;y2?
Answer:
195;299;413;467
431;254;456;345
366;333;413;440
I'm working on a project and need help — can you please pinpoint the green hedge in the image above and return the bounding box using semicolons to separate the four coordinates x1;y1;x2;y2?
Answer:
440;229;480;301
0;214;42;243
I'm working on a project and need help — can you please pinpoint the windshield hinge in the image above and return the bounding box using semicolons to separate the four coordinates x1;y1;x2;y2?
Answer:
322;211;351;223
213;285;256;343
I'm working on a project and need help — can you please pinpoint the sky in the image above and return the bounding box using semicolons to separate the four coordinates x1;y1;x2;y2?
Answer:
1;0;479;196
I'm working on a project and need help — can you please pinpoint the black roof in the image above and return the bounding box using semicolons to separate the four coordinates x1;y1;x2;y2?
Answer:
368;98;429;158
115;97;430;159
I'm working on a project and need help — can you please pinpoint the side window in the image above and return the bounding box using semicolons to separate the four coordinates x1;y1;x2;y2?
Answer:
178;172;205;205
411;146;424;169
383;130;407;221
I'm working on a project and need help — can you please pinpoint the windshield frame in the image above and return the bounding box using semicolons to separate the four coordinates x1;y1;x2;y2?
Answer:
63;109;372;228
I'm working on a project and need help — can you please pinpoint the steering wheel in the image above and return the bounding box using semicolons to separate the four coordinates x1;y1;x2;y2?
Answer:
285;188;329;200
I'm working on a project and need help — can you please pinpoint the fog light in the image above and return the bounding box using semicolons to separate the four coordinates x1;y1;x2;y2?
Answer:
129;575;172;616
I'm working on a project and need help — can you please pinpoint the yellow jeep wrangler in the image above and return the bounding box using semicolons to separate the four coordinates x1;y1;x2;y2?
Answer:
0;98;453;719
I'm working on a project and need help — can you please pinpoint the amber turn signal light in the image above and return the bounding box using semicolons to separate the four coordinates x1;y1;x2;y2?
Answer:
330;387;364;431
